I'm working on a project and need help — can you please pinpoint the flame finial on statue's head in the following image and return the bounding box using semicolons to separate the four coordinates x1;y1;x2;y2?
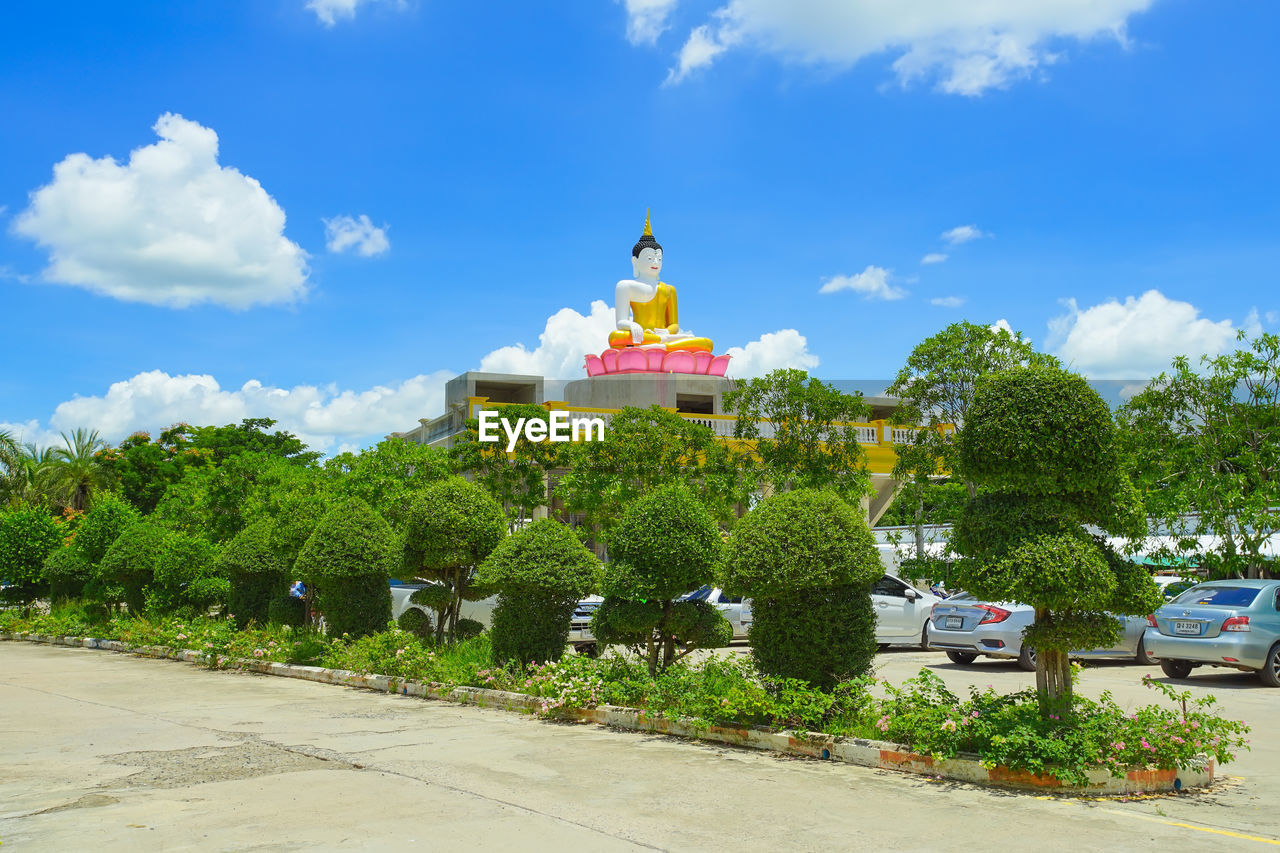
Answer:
632;208;662;257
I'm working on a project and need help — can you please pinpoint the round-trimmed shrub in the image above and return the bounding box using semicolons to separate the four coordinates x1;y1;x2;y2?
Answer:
476;519;601;666
99;520;169;613
219;520;288;628
721;489;883;688
0;508;62;606
455;618;484;641
268;595;306;627
397;607;433;638
749;585;879;689
149;531;224;615
295;497;394;639
44;545;93;601
72;492;140;566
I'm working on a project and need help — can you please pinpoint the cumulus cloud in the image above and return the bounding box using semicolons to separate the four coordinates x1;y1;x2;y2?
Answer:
479;300;618;378
662;0;1152;93
307;0;404;27
11;113;307;309
17;369;453;455
624;0;680;45
1046;290;1257;378
931;296;966;308
921;252;948;265
818;265;906;301
324;214;390;257
941;224;987;246
725;329;819;378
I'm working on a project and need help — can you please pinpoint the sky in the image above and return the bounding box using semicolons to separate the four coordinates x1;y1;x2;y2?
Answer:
1;0;1276;454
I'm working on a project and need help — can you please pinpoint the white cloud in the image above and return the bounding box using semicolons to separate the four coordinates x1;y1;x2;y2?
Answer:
725;329;819;378
324;214;390;257
931;296;966;308
18;369;452;455
662;0;1152;94
1046;290;1253;378
941;224;987;245
307;0;404;27
624;0;680;45
12;113;307;309
921;252;948;265
818;265;906;300
479;300;618;378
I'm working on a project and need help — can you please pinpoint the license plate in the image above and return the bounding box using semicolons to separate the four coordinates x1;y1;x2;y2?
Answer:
945;616;963;629
1174;621;1201;635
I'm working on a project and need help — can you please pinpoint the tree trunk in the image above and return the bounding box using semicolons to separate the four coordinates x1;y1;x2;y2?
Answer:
646;632;659;677
913;497;925;563
1032;611;1072;718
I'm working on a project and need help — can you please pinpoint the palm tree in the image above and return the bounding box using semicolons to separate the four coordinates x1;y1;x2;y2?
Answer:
47;429;110;511
0;429;22;504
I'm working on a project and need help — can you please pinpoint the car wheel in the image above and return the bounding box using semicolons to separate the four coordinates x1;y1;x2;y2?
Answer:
878;643;891;651
1134;636;1157;666
1259;644;1280;688
946;650;978;665
919;623;930;650
1160;659;1193;679
1017;645;1037;672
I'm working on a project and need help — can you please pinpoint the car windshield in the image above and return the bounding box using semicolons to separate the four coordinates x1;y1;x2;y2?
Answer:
684;586;713;601
1171;585;1261;608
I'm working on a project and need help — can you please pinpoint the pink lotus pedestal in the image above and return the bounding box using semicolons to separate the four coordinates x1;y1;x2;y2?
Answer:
584;349;731;377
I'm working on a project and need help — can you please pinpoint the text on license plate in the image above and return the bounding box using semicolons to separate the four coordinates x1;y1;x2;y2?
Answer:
1174;621;1201;635
945;616;963;629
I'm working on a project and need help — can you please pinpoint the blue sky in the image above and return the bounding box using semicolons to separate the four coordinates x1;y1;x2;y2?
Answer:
2;0;1276;453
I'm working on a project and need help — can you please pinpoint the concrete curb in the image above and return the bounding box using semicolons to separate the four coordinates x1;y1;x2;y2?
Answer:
1;632;1214;795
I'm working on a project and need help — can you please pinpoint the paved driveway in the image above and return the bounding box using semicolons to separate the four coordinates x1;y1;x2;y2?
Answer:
1;641;1275;851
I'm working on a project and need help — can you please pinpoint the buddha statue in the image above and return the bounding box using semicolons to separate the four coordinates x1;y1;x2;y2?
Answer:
608;211;713;353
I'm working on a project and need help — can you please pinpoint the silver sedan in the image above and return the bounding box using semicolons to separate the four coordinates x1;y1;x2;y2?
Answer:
1145;579;1280;687
927;592;1156;670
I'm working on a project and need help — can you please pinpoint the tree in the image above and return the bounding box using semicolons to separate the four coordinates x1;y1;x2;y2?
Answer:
0;429;23;505
100;520;169;613
475;519;601;665
219;520;289;628
44;544;93;602
188;418;321;467
93;425;213;514
46;429;111;511
887;321;1055;561
0;508;63;607
558;405;755;538
591;484;731;675
70;492;140;567
951;367;1161;715
325;438;450;530
401;477;507;643
1118;332;1280;579
449;404;563;530
721;489;882;689
296;498;394;639
722;369;870;503
148;531;226;615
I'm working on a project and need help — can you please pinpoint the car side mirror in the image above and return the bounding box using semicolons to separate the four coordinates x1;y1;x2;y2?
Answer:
904;588;920;601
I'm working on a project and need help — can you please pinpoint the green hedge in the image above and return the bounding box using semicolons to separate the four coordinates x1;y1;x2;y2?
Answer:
749;584;879;690
148;531;225;615
295;498;393;639
0;508;62;605
99;520;169;614
43;545;93;601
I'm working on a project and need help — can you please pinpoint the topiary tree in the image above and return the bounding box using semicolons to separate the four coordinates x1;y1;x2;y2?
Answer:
70;491;139;566
44;544;93;601
295;497;394;639
951;366;1162;715
475;519;601;666
721;489;882;689
591;484;730;675
148;531;225;615
0;508;63;608
219;520;289;628
401;477;507;643
99;520;169;614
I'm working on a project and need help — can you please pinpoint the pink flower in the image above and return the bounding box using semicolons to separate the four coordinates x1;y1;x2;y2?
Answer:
876;716;891;732
253;649;264;658
941;719;957;732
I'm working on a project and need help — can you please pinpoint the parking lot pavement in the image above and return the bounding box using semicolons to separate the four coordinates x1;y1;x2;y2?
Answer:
1;641;1276;852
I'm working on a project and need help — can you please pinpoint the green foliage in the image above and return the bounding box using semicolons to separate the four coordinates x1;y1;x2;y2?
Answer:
219;520;288;628
477;519;602;666
267;595;306;627
589;596;662;645
604;485;723;602
877;480;969;527
71;491;140;566
325;438;450;529
402;477;507;642
749;585;878;690
454;618;484;641
148;531;225;615
558;405;755;537
397;607;433;639
0;508;63;604
1118;331;1280;578
408;584;454;610
960;368;1119;497
449;404;563;529
720;489;881;596
93;425;213;514
99;520;169;613
295;498;394;639
723;369;871;502
188;418;320;467
666;599;735;649
43;544;93;601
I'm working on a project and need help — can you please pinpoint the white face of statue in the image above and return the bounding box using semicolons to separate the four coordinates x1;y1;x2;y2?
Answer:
632;247;662;280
